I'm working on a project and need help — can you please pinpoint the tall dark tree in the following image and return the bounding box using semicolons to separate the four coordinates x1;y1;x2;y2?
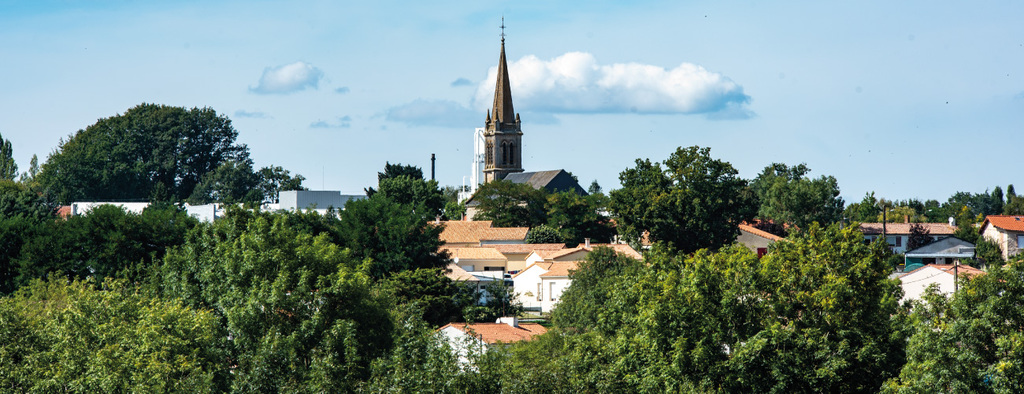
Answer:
546;191;616;245
751;162;844;230
471;179;548;228
906;222;933;251
609;146;757;253
187;159;261;204
337;196;449;278
365;162;424;197
0;131;17;181
38;103;249;203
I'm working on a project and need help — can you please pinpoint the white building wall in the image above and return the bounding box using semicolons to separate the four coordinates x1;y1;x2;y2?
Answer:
900;267;958;303
513;265;547;311
540;277;572;313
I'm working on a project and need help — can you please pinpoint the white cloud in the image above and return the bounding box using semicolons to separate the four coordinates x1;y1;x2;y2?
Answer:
450;77;473;87
250;62;324;94
234;110;270;119
472;52;752;117
310;116;351;129
386;99;479;128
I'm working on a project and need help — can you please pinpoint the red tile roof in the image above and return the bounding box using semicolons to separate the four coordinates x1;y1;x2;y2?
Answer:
859;222;956;236
738;224;784;242
55;205;72;219
980;215;1024;233
441;322;547;344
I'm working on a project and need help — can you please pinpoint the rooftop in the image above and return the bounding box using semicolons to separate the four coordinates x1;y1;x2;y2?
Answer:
980;215;1024;232
859;222;956;236
441;322;547;344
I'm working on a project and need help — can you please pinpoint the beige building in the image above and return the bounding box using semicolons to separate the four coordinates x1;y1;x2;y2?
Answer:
979;215;1024;259
736;224;784;257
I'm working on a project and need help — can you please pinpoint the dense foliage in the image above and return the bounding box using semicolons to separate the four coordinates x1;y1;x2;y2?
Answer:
751;162;844;231
610;145;757;253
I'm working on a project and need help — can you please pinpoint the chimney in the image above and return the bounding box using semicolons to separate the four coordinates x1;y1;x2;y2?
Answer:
584;238;591;248
431;153;436;181
904;215;909;224
496;316;519;327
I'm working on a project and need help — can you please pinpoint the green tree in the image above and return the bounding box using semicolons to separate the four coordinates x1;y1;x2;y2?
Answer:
1004;194;1024;215
443;200;466;221
38;103;248;204
338;196;449;278
379;268;464;327
256;165;306;203
0;131;16;181
885;258;1024;392
546;191;616;245
609;146;757;253
551;246;645;335
751;162;844;230
525;224;565;244
187;159;262;204
15;204;197;288
156;209;392;391
365;162;424;197
587;180;602;195
375;175;445;219
17;154;39;189
471;179;547;227
0;278;222;392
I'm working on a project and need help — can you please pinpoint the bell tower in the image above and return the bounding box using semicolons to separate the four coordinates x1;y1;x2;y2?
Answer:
483;20;523;183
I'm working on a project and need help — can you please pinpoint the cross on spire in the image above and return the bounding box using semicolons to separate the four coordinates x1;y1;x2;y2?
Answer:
500;16;505;42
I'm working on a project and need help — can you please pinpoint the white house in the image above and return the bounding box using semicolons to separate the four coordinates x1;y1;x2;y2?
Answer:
898;264;985;303
512;261;578;313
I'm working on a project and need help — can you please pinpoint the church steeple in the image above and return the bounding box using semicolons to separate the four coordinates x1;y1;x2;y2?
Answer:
492;34;516;127
483;18;524;183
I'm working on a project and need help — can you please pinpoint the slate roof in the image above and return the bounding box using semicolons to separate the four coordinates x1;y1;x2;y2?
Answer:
440;322;547;344
905;236;976;258
502;170;588;195
980;215;1024;232
859;223;957;236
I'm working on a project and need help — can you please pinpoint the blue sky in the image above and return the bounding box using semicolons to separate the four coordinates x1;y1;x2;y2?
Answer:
1;1;1022;202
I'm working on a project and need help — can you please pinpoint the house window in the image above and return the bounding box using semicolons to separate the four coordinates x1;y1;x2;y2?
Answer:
501;142;507;165
509;143;515;166
886;236;898;247
537;283;542;301
895;236;902;247
1017;234;1024;249
550;282;557;301
756;247;768;258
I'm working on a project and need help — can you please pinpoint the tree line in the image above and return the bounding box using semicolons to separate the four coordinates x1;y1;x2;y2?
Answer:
2;103;1023;391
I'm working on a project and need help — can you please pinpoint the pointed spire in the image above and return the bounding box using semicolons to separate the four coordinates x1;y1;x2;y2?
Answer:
492;21;515;128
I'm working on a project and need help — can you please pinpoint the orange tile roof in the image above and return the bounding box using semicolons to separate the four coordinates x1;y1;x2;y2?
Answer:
593;243;644;260
859;223;956;236
448;247;507;260
489;243;565;254
479;227;529;241
55;205;72;219
545;247;587;260
738;224;784;242
981;215;1024;232
444;263;478;281
533;244;643;261
437;221;494;244
540;261;578;278
436;220;529;244
441;322;548;344
511;262;553;278
904;264;985;278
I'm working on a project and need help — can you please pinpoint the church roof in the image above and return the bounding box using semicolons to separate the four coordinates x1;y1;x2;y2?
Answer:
492;37;516;127
502;170;588;196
